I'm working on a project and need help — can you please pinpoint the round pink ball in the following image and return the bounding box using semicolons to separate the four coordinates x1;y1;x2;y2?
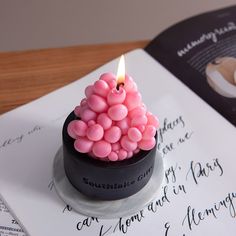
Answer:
116;117;130;134
99;73;116;88
67;120;77;139
137;125;146;133
108;151;118;161
147;112;159;128
127;151;133;159
129;106;146;119
92;140;112;158
131;115;148;127
87;120;96;126
87;94;108;113
80;98;87;107
97;113;112;130
112;142;121;151
93;80;110;97
120;135;137;152
107;87;126;105
86;124;104;141
74;137;93;153
124;92;142;110
104;126;122;143
108;104;128;121
99;73;116;83
118;149;128;160
124;75;135;93
73;120;88;137
74;105;81;117
143;125;156;139
85;85;94;98
80;108;97;122
128;127;142;142
138;137;156;150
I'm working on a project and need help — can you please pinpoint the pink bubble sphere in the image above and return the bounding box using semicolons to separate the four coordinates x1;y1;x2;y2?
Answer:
138;137;156;150
129;106;146;119
143;125;156;140
97;113;112;130
108;151;118;161
108;104;128;121
134;148;140;154
147;112;159;128
87;94;108;113
116;117;130;134
74;105;81;117
107;87;126;105
124;92;142;110
80;98;87;107
93;80;110;97
127;151;133;159
86;124;104;141
67;120;77;139
88;120;96;126
99;73;116;83
80;108;97;122
131;115;148;127
73;120;88;137
118;149;128;160
120;135;137;152
92;140;112;158
112;142;121;151
85;85;94;98
124;75;135;93
104;126;122;143
99;73;116;88
74;137;94;153
137;125;145;133
128;127;142;142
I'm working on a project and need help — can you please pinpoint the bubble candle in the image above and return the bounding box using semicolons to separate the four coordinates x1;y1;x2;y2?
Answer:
62;55;160;200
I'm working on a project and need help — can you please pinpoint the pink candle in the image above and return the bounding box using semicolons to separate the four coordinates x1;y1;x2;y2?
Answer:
67;55;159;161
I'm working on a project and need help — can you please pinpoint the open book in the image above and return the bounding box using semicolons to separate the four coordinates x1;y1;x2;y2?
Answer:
146;5;236;126
0;5;236;236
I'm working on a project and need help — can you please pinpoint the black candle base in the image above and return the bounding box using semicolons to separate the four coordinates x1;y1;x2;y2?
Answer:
62;112;157;200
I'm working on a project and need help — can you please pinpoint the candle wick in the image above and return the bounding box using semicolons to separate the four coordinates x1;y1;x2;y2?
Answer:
116;82;124;90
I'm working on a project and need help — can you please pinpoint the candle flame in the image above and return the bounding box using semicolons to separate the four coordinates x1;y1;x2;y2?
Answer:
116;55;125;85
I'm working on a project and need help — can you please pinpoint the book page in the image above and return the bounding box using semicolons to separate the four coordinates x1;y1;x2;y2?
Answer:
0;49;235;236
146;5;236;126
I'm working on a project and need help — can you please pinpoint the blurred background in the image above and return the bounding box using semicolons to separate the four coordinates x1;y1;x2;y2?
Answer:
0;0;235;52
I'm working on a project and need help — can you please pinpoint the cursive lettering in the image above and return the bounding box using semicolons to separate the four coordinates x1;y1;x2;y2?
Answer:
148;186;170;213
182;192;236;231
0;125;42;150
186;158;223;184
159;116;185;143
76;217;99;231
177;22;236;57
113;210;145;234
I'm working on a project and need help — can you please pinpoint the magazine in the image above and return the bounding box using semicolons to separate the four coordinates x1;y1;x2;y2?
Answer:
0;5;236;236
146;5;236;126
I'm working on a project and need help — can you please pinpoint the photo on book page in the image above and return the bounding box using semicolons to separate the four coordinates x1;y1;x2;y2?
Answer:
0;198;25;236
146;5;236;126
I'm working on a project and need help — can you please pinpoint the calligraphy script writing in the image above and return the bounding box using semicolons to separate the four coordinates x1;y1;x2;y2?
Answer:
157;116;193;157
0;125;42;150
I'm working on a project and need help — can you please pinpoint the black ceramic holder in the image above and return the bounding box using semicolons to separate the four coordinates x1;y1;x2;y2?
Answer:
63;112;157;200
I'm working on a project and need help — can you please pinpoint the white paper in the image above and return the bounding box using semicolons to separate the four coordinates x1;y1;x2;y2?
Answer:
0;49;236;236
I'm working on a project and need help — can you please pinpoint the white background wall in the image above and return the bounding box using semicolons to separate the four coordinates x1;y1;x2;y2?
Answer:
0;0;235;52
